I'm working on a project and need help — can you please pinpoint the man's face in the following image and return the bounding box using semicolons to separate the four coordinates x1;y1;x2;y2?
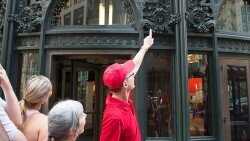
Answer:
125;72;135;90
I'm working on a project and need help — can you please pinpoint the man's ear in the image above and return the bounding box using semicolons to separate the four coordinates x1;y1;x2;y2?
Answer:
123;80;128;88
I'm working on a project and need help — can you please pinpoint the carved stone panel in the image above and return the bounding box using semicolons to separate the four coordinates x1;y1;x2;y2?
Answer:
16;35;40;49
186;0;215;33
45;34;139;49
218;38;250;53
143;0;180;33
153;35;175;48
188;36;212;49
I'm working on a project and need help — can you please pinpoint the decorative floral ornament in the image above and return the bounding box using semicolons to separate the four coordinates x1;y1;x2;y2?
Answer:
143;1;180;33
186;0;215;32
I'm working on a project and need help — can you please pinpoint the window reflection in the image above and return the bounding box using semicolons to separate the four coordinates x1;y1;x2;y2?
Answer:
227;66;250;141
64;13;71;25
51;0;131;26
188;54;212;136
228;66;248;121
146;52;173;137
76;70;95;138
217;0;250;32
74;7;85;25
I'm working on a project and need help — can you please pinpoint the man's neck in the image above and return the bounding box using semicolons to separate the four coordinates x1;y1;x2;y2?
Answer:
111;89;130;102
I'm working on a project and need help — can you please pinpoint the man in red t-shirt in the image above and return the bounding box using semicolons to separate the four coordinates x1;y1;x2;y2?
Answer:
100;29;154;141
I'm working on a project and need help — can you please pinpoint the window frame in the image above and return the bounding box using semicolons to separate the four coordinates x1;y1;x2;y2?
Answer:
188;52;217;140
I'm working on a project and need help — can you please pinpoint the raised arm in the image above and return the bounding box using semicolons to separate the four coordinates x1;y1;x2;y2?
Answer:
132;29;154;74
0;64;22;128
0;100;26;141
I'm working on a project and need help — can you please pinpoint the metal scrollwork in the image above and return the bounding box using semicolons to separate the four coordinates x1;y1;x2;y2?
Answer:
143;1;180;33
16;0;44;33
186;0;215;33
0;0;6;33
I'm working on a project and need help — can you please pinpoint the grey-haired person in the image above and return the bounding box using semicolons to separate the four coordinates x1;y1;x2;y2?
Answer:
48;100;87;141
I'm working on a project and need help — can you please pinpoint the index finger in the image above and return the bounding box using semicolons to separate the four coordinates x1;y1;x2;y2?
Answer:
149;29;152;37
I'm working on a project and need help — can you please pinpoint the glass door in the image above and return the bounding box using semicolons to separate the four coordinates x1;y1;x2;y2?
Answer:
72;61;102;141
220;59;250;141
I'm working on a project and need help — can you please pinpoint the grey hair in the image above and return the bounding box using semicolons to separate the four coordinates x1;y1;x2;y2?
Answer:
48;100;84;140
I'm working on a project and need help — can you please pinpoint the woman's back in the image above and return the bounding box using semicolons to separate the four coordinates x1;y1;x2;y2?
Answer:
21;110;47;141
20;75;52;141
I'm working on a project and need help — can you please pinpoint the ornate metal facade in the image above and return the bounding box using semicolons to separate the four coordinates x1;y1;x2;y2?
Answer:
188;36;212;49
186;0;215;32
16;0;45;33
12;0;250;55
218;38;250;52
14;0;215;33
0;0;6;59
143;0;180;33
0;0;6;33
153;35;175;48
48;0;139;27
2;1;250;141
44;34;139;49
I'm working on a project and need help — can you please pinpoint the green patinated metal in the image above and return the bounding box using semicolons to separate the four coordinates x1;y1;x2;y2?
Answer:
2;0;250;140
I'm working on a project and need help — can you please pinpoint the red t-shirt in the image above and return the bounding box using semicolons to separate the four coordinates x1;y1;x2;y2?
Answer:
100;94;141;141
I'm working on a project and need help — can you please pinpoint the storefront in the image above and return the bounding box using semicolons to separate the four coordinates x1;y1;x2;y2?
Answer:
1;0;250;141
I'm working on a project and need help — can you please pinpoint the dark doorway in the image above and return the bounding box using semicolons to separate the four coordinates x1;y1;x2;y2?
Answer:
50;54;131;141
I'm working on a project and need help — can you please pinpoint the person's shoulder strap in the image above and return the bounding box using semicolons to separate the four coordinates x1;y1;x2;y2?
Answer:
0;122;9;141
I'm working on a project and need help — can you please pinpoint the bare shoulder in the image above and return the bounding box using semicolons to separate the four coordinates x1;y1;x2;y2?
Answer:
22;113;47;141
31;113;48;124
36;113;48;122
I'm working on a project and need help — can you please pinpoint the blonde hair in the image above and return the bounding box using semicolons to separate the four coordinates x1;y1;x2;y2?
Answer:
20;75;52;116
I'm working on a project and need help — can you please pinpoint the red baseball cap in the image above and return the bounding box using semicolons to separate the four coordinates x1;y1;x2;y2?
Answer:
103;60;135;90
